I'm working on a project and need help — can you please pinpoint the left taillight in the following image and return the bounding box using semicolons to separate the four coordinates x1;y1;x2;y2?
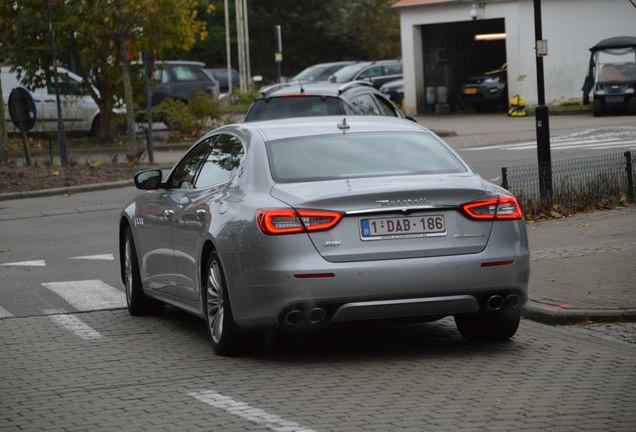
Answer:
257;209;344;235
460;195;523;220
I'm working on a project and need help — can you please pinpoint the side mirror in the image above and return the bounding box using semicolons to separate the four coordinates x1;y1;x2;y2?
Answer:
134;169;164;190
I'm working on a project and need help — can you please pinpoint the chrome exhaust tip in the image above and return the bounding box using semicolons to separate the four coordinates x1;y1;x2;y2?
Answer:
504;294;521;309
486;295;504;311
285;310;304;325
306;308;326;324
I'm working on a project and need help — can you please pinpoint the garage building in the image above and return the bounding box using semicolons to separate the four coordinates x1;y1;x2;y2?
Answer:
391;0;635;115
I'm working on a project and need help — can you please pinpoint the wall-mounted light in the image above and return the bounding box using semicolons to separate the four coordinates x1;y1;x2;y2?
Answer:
474;33;507;41
470;3;486;21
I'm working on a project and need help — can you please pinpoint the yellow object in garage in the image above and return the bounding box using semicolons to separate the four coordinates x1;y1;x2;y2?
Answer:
508;95;527;117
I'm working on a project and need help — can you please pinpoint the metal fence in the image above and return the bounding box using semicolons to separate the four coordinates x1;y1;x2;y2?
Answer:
502;151;635;212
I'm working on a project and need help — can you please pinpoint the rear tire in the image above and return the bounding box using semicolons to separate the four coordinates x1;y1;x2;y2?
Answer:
123;227;164;316
628;98;636;116
592;98;603;117
204;252;242;356
454;310;521;341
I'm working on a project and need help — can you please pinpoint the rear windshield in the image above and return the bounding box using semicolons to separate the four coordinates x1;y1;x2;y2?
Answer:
267;132;467;182
245;96;345;121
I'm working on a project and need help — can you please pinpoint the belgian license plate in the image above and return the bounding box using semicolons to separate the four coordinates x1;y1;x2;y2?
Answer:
360;215;446;240
465;87;477;94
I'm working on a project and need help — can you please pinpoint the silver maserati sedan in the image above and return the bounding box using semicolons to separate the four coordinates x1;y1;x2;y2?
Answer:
119;116;530;355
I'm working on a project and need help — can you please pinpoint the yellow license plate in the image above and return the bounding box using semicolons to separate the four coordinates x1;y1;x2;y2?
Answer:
465;88;477;94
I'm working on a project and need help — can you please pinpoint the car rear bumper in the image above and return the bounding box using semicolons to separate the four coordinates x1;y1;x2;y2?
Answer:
225;248;529;329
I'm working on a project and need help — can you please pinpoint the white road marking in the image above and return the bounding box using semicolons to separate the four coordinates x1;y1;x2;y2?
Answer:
69;254;115;260
189;390;316;432
1;260;46;267
41;280;126;311
48;313;103;340
462;138;636;152
0;306;13;318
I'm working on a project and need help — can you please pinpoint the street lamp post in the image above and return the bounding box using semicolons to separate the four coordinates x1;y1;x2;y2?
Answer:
533;0;552;203
46;0;68;167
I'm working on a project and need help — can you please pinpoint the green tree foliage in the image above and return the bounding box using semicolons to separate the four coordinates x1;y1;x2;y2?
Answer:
1;0;211;147
325;0;401;60
174;0;401;84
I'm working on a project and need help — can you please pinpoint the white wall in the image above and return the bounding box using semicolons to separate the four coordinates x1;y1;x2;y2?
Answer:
398;0;636;114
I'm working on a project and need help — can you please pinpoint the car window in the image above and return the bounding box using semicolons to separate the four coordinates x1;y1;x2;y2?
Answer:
374;95;400;117
245;97;344;121
384;64;403;75
169;138;214;189
47;74;85;96
350;94;381;115
171;65;204;82
331;64;368;82
194;134;245;188
268;132;467;183
153;68;170;84
358;66;383;79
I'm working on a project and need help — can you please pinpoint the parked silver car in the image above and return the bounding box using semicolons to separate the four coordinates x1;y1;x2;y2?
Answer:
119;116;530;355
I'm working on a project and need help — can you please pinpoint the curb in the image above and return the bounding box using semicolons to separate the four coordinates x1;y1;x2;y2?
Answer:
523;301;636;325
0;180;133;201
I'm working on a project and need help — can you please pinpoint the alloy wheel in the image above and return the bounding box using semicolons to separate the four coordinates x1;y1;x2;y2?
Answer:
206;259;224;344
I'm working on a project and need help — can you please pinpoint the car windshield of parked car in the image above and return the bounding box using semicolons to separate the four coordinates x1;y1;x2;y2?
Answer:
245;96;345;121
290;65;331;82
267;132;467;182
331;64;368;82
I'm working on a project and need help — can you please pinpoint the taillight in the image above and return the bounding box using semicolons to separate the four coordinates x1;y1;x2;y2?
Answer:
257;209;344;235
460;195;523;220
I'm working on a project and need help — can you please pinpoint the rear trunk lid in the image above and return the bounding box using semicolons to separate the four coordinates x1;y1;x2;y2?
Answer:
270;174;495;262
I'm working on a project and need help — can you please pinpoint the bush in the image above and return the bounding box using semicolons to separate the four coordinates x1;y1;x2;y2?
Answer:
153;89;220;135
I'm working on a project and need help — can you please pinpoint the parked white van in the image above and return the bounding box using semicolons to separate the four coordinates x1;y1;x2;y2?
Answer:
1;66;101;135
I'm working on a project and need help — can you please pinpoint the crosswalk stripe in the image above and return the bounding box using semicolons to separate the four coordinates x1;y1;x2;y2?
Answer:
41;280;126;311
462;139;636;152
189;390;316;432
0;306;13;318
49;313;103;340
505;139;636;151
1;260;46;267
69;254;115;260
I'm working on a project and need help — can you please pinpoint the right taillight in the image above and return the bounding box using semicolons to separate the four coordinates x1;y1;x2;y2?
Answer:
460;195;523;220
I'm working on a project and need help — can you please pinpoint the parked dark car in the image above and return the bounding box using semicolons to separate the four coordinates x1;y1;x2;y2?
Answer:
462;63;508;112
288;61;356;83
329;60;403;88
205;68;240;95
150;61;218;106
380;78;404;105
120;115;529;355
244;81;413;122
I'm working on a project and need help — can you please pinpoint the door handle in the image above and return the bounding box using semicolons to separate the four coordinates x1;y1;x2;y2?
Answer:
163;209;174;219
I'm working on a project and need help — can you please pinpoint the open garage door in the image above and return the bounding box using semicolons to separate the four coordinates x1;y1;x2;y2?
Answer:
421;19;507;113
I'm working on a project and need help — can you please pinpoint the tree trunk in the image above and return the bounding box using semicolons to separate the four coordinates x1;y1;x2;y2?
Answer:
0;74;9;164
120;38;137;155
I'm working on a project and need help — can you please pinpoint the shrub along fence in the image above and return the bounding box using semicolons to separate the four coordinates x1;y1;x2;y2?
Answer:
501;151;635;217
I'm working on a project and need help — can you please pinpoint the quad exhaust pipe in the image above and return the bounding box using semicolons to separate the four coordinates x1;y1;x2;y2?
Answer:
284;307;327;325
486;294;521;311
